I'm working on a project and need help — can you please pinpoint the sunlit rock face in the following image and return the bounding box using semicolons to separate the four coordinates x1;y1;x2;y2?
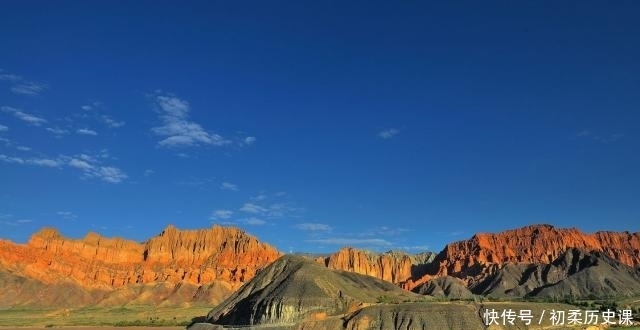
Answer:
412;224;640;287
0;225;281;290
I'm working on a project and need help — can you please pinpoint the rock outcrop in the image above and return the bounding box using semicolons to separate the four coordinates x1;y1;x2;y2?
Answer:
317;248;436;288
203;255;424;327
419;224;640;286
0;225;281;291
471;248;640;298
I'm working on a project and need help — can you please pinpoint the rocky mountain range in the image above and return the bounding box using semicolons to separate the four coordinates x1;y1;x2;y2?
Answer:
0;223;639;310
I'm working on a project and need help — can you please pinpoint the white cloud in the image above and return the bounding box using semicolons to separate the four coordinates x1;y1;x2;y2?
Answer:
575;129;624;143
0;124;7;132
0;74;22;82
46;127;69;135
68;158;94;170
240;202;267;214
11;82;46;95
151;93;230;148
220;182;238;191
144;169;155;177
378;128;399;139
76;128;98;136
0;71;46;95
576;130;591;137
1;152;126;183
28;158;62;167
308;238;393;246
102;115;125;128
251;194;267;201
0;154;25;164
295;222;332;232
96;166;127;183
1;106;47;126
401;245;431;252
244;217;266;225
16;146;31;151
244;136;256;145
57;211;77;220
80;102;125;128
211;210;233;220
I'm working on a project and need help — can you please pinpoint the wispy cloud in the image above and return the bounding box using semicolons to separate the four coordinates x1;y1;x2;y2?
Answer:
378;128;399;139
0;152;127;183
57;211;78;220
401;245;431;252
243;136;256;145
80;102;125;128
0;213;34;227
295;222;332;232
211;209;233;220
244;217;266;225
76;128;98;136
308;238;393;246
359;226;409;237
11;82;46;95
102;115;125;128
46;127;69;135
0;154;60;167
240;202;268;214
0;70;46;95
220;182;239;191
1;106;47;126
251;194;268;201
151;92;230;148
239;201;299;218
574;130;624;143
143;169;155;177
0;124;7;132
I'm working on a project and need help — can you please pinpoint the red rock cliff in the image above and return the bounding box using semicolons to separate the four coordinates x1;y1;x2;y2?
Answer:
317;248;436;285
428;224;640;283
0;225;281;290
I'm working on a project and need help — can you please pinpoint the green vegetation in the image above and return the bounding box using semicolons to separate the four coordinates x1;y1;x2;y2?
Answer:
0;305;211;327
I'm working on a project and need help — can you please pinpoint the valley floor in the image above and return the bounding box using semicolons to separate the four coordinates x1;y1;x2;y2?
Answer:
0;327;184;330
0;306;210;328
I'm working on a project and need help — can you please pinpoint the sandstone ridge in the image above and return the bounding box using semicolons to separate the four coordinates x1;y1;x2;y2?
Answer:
0;225;281;291
408;224;640;288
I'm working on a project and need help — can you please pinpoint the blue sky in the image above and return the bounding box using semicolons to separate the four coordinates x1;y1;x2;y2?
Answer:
1;2;639;253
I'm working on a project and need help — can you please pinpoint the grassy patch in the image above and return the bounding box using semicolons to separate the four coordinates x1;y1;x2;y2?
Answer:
0;305;211;327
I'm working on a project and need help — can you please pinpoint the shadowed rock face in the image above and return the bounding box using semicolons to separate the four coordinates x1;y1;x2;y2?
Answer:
412;276;474;300
0;225;280;290
205;255;424;327
474;248;640;299
412;224;640;287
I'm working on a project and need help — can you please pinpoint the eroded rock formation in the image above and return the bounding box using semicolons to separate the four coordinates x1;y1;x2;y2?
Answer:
316;248;436;286
0;225;281;290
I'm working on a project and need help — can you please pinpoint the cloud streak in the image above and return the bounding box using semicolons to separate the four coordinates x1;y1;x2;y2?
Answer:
220;182;239;191
0;70;46;95
0;152;127;183
378;128;399;139
295;222;332;232
76;128;98;136
575;130;624;143
308;238;393;246
151;92;230;148
211;209;233;220
1;106;47;126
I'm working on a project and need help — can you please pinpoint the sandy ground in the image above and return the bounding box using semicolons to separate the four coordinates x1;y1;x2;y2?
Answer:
0;327;184;330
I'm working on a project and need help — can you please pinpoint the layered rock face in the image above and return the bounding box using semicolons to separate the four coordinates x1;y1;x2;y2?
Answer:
0;225;281;290
426;224;640;285
317;248;436;286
